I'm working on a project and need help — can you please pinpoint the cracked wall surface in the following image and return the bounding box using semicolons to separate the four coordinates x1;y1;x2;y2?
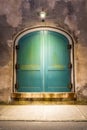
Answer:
0;0;87;101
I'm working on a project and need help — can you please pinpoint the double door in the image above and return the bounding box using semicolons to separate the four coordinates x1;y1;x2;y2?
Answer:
16;30;71;92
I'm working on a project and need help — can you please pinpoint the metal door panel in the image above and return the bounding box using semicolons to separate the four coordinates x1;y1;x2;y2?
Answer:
16;31;43;92
45;31;71;92
16;30;71;92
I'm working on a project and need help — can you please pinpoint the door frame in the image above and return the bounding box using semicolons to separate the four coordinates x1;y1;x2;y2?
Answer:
13;26;75;93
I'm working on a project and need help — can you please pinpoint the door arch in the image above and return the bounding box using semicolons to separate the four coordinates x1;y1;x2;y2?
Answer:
14;27;74;93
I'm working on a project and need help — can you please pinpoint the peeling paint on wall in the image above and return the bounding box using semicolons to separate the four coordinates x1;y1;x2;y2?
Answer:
0;42;10;66
64;14;80;36
0;0;22;27
47;0;56;9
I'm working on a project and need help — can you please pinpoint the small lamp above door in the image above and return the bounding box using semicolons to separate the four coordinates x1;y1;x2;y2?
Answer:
40;10;46;22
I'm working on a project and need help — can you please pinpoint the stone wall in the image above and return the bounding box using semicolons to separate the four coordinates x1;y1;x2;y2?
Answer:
75;44;87;100
0;0;87;101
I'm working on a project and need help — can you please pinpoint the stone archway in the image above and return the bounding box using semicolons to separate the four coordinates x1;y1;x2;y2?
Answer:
13;26;75;99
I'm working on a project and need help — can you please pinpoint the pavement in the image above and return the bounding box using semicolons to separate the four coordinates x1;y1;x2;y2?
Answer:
0;105;87;121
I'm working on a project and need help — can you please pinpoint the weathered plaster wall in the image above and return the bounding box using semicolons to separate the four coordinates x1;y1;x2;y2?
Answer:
75;44;87;100
0;0;87;101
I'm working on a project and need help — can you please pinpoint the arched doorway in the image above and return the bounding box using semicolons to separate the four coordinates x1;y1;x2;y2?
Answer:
14;27;74;93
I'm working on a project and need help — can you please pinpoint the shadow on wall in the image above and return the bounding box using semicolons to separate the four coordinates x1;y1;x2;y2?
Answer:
0;42;10;66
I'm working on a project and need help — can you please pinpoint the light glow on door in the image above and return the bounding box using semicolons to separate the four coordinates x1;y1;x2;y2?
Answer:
14;29;73;92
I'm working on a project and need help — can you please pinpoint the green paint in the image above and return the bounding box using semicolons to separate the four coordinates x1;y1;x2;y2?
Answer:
16;30;71;92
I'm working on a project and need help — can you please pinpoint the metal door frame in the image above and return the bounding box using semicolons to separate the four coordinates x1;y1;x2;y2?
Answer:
13;26;75;93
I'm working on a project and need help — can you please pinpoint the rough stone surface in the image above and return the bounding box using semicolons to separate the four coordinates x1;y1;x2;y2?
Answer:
0;0;87;101
76;44;87;100
0;61;12;102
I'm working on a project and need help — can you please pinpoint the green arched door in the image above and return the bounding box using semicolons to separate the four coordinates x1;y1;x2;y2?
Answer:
16;30;71;92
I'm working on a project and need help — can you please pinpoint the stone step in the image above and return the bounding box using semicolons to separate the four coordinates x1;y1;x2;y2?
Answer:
11;92;76;101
